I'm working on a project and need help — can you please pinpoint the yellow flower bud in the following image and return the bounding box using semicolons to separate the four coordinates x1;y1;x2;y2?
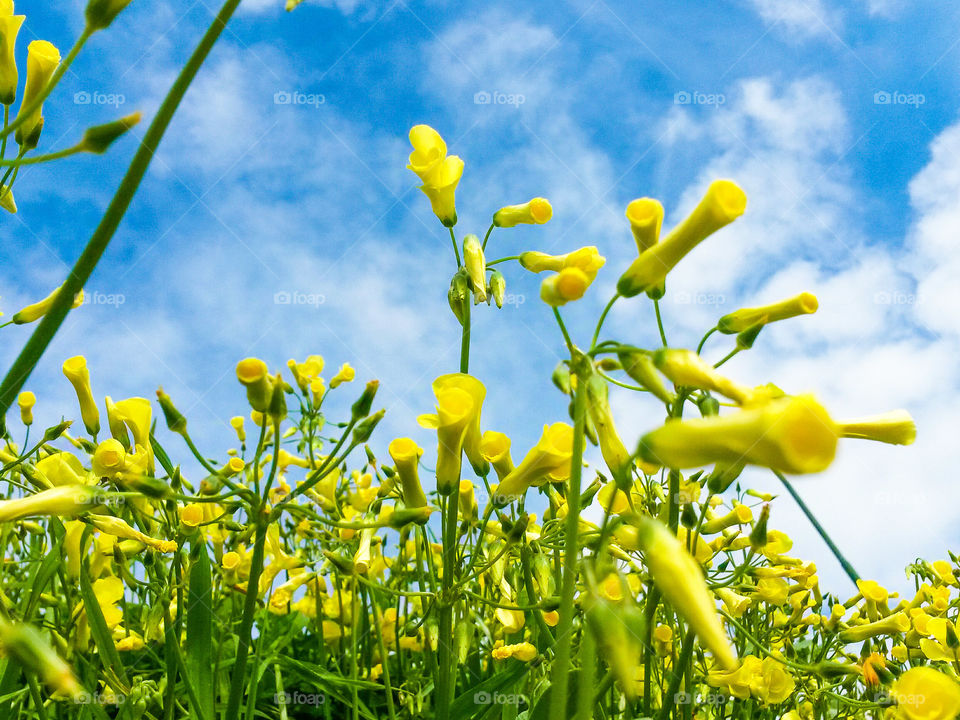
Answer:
15;40;61;149
62;355;100;436
700;503;753;534
495;422;573;504
12;284;83;324
0;6;24;106
837;409;916;446
639;394;839;475
89;515;176;553
388;437;427;508
520;245;605;280
462;234;486;303
406;124;447;182
718;292;818;334
493;197;553;227
229;415;245;443
329;362;355;388
625;197;664;253
584;373;631;486
0;184;15;214
838;612;910;642
419;155;464;227
653;348;751;404
236;357;274;412
540;267;591;307
0;484;100;522
716;587;751;617
458;479;477;519
480;430;514;481
17;390;34;425
617;179;746;296
892;667;960;720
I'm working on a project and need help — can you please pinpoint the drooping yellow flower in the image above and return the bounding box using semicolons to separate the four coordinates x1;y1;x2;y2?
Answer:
718;292;819;334
420;155;464;227
716;587;751;617
15;40;61;149
892;667;960;720
89;515;177;553
633;516;738;671
519;245;606;281
493;197;553;228
540;267;592;307
17;390;34;425
388;437;426;508
584;372;631;486
12;284;83;324
638;394;839;475
480;430;514;481
838;612;910;642
618;179;747;296
495;422;574;505
406;124;447;182
625;198;664;253
62;356;100;436
0;484;100;522
36;451;88;486
0;3;24;106
836;409;916;446
329;362;355;388
236;358;274;412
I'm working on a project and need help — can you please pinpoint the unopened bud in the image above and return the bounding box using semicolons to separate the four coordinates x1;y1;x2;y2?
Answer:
490;269;506;308
351;380;379;421
156;387;187;434
80;112;141;153
352;408;385;444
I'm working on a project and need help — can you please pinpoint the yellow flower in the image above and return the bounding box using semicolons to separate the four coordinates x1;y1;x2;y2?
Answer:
491;641;538;661
718;292;819;334
406;124;447;182
329;362;355;388
17;390;34;425
15;40;60;149
462;234;486;302
634;517;738;671
236;358;274;412
707;654;761;699
0;184;15;214
617;179;747;296
838;612;910;642
716;587;751;617
0;484;99;522
12;284;83;324
837;409;916;446
892;667;960;720
495;422;574;504
480;430;514;481
625;198;664;253
419;387;473;495
753;577;790;606
757;657;796;705
62;356;100;437
652;348;751;404
520;245;606;281
420;155;464;227
107;396;154;471
92;438;126;478
700;503;753;534
597;482;629;514
89;515;176;553
540;267;592;307
36;451;88;486
388;437;426;508
180;503;204;530
585;373;631;485
493;197;553;227
0;3;23;106
424;373;487;477
638;394;839;475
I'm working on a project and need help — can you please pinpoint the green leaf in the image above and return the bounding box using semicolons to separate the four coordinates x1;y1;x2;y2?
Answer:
186;538;215;720
450;660;532;720
78;557;129;688
22;521;65;621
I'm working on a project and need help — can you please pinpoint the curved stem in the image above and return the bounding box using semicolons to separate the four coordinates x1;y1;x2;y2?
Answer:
449;227;461;267
481;222;495;251
0;0;244;431
653;299;668;347
590;293;620;350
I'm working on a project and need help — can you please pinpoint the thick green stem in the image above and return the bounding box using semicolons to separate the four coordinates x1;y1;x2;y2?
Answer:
656;629;696;720
0;0;243;431
547;374;587;718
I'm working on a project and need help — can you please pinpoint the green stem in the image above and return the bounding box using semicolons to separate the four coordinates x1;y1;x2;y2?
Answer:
696;326;717;355
656;629;695;720
481;222;495;250
0;143;86;166
653;298;669;347
0;0;243;431
590;293;620;350
459;293;471;374
773;470;860;586
547;372;587;718
450;227;462;267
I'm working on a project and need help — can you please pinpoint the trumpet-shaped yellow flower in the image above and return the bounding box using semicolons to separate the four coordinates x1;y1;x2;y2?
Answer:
12;284;83;324
493;197;553;228
15;40;61;149
540;267;592;307
0;4;23;106
495;422;574;505
633;517;738;670
108;396;154;472
707;655;795;706
92;438;126;478
625;198;664;253
62;356;100;436
618;179;747;296
892;667;960;720
838;612;910;642
17;390;34;425
388;437;427;508
422;373;487;477
420;155;464;227
406;124;447;182
718;292;819;334
653;348;751;404
638;394;839;475
700;503;753;534
519;245;606;281
329;362;355;388
236;357;274;412
36;451;88;487
837;409;916;446
0;484;100;522
480;430;514;481
418;387;474;496
89;515;177;553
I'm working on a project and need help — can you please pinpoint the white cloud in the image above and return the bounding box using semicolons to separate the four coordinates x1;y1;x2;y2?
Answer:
746;0;842;38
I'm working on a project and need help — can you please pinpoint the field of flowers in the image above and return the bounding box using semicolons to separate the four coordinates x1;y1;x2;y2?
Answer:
0;1;958;719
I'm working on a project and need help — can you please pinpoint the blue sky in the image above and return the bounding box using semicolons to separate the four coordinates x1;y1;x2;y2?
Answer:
3;0;959;593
